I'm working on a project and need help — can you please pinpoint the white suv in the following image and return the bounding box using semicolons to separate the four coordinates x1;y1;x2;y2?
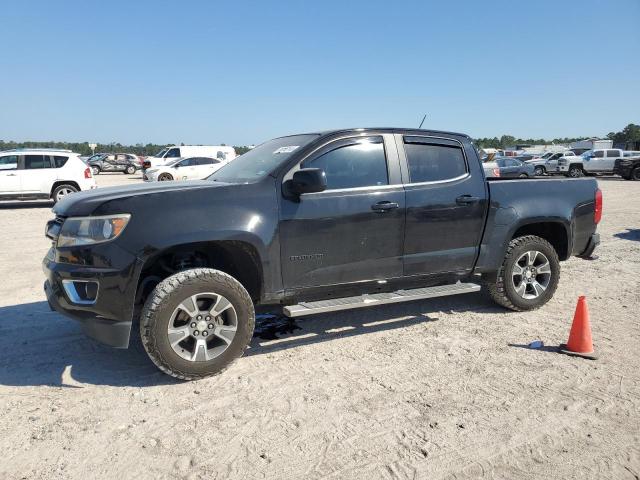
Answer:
0;149;97;203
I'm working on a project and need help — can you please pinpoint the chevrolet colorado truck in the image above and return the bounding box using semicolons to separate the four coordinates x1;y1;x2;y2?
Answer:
43;128;602;380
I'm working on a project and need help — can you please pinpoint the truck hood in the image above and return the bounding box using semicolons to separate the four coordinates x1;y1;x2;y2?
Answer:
53;180;229;217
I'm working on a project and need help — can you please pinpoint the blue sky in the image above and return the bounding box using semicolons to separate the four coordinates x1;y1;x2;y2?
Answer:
1;0;638;145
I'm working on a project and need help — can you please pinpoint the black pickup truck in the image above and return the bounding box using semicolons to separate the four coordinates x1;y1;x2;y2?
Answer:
43;128;602;380
614;155;640;180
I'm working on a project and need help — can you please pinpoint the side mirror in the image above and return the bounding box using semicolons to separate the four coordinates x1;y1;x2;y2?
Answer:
291;168;327;194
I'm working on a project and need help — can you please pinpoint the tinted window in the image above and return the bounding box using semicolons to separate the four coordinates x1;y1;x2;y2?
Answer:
166;148;181;158
606;150;620;158
24;155;52;169
0;155;19;170
197;158;218;165
306;137;388;190
178;158;195;167
506;159;520;167
404;139;467;182
53;156;69;168
592;151;604;158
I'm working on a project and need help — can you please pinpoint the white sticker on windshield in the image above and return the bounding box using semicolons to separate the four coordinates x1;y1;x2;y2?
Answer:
273;146;300;154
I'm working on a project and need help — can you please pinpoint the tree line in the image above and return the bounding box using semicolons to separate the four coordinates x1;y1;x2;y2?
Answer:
1;123;637;154
0;141;253;156
475;123;639;149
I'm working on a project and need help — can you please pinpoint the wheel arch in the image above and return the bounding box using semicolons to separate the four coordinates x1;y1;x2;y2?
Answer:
134;239;264;307
50;181;80;199
511;220;570;260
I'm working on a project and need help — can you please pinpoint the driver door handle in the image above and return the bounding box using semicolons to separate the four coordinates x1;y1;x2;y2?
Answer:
456;195;481;205
371;201;399;212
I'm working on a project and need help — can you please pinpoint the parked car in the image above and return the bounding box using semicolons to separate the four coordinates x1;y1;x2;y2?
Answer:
0;149;96;203
531;151;578;175
43;127;601;380
484;157;536;177
556;149;624;177
143;145;237;170
88;153;142;175
143;157;227;182
613;153;640;180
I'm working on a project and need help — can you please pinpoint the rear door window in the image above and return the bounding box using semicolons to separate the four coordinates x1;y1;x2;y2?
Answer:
606;150;620;158
24;155;52;169
403;137;467;183
197;158;219;165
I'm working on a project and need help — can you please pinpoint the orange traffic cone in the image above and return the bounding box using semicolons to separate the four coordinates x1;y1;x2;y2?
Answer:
560;296;597;360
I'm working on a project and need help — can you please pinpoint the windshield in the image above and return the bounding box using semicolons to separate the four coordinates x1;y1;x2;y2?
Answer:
153;148;169;158
208;134;319;183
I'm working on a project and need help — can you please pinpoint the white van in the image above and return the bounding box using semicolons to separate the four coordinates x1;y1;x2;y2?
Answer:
143;145;237;169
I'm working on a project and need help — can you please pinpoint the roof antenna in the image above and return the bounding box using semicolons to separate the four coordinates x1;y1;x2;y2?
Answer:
418;114;427;129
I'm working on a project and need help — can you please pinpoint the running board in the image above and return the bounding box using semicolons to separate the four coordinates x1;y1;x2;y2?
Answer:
283;282;481;318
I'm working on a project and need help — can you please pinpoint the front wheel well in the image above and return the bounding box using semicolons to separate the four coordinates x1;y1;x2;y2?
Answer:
135;241;263;306
512;223;569;260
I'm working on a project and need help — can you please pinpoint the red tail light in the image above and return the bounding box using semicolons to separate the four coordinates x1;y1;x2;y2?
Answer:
594;188;602;224
84;167;92;179
492;167;501;177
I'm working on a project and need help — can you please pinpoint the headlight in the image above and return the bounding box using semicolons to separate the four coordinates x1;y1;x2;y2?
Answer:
57;214;131;247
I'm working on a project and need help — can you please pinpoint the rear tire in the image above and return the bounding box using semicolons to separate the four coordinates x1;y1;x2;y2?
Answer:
52;184;79;204
484;235;560;311
632;167;640;181
140;268;255;380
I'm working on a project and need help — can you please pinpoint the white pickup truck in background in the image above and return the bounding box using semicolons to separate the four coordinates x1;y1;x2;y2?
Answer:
556;148;624;177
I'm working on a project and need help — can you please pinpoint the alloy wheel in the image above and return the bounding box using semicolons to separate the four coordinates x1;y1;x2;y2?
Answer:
167;292;238;362
511;250;552;299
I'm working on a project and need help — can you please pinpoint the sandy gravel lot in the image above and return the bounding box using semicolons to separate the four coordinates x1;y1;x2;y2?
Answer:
0;173;638;480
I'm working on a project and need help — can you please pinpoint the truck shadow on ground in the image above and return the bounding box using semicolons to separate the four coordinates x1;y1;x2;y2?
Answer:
0;294;503;388
614;228;640;242
0;201;53;209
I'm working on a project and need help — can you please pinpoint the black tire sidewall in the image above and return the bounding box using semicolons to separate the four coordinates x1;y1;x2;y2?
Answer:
569;166;582;177
126;166;135;174
632;167;640;181
53;184;78;203
142;270;254;378
501;238;560;310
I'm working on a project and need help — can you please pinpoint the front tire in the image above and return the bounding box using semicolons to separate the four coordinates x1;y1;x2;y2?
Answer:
534;166;545;176
125;165;136;174
484;235;560;311
158;173;173;181
140;268;255;380
91;166;100;175
567;165;583;178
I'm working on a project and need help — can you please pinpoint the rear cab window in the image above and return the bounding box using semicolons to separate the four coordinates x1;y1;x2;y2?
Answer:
403;136;467;183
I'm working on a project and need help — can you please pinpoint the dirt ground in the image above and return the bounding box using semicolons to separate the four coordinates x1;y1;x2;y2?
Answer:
0;173;638;480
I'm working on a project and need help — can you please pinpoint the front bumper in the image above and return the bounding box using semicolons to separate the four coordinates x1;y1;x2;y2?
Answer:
577;233;600;259
42;246;143;348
